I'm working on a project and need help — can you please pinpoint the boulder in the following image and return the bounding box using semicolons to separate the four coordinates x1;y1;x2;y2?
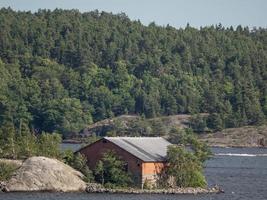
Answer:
0;181;6;192
5;156;86;192
86;183;105;193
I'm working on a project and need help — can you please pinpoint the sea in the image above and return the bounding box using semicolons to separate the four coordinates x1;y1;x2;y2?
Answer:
1;146;267;200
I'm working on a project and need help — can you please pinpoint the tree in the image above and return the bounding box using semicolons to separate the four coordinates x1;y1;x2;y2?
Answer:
94;150;132;187
17;121;37;158
95;160;105;185
64;151;94;183
189;115;208;133
207;113;223;131
0;8;266;138
37;133;62;158
0;162;18;181
165;145;207;188
0;120;17;158
168;128;211;162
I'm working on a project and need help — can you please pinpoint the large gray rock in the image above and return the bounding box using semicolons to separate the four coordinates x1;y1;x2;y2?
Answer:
5;156;86;192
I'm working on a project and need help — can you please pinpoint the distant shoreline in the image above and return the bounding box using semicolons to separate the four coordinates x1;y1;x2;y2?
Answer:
202;143;267;148
61;141;267;149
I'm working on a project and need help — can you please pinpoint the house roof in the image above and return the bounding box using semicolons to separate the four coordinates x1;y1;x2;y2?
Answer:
103;137;172;162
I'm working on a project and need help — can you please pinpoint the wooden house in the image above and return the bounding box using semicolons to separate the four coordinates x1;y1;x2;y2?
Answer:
77;137;172;187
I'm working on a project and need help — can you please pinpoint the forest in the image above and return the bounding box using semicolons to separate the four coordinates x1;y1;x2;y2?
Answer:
0;8;267;138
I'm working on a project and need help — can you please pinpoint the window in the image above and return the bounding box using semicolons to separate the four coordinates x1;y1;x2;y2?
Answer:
123;162;128;172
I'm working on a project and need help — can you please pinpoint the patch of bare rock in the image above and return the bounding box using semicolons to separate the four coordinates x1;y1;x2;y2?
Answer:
4;156;86;192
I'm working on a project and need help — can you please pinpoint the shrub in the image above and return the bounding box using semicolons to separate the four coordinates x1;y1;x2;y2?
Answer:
63;151;94;183
94;150;132;187
0;162;18;181
37;133;62;158
143;179;154;190
168;128;212;162
189;115;208;133
166;145;207;188
207;113;223;131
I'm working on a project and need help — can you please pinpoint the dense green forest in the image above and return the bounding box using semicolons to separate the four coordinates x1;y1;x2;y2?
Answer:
0;8;267;138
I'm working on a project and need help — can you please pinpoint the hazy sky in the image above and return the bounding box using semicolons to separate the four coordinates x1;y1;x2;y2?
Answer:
1;0;266;28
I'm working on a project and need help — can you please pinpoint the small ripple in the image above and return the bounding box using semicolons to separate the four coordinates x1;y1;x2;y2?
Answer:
206;166;267;170
215;153;267;157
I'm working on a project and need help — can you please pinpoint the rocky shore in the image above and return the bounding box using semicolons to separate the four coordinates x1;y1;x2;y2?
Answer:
1;157;222;195
1;179;223;195
86;183;223;194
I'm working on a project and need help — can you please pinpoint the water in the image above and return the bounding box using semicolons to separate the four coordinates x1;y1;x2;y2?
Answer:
1;147;267;200
60;143;82;152
205;147;267;200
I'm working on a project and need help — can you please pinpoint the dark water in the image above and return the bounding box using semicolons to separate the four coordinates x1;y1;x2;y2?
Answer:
1;147;267;200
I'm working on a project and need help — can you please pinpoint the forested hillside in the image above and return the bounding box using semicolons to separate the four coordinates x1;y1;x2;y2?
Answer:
0;8;267;138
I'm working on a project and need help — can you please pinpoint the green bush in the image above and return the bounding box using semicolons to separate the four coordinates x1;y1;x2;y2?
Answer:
0;121;62;159
168;128;212;162
0;162;18;181
63;151;94;183
189;115;208;133
187;170;207;188
143;179;154;190
94;150;132;187
166;145;207;188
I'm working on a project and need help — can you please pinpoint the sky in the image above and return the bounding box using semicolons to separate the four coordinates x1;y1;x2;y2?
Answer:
0;0;267;29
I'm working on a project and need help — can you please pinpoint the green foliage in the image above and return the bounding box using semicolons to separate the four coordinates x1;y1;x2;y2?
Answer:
0;8;266;138
94;160;105;185
37;133;62;158
143;179;154;190
127;117;167;136
84;133;101;144
0;162;18;181
189;115;208;133
168;128;212;162
94;150;132;187
207;113;224;131
63;151;94;183
0;120;62;159
0;121;17;158
166;145;207;188
96;117;168;137
17;121;38;158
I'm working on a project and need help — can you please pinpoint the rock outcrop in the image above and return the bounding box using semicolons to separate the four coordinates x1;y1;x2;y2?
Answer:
5;156;86;192
199;125;267;147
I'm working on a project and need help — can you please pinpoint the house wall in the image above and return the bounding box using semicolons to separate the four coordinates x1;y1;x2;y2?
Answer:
79;139;143;185
141;162;166;187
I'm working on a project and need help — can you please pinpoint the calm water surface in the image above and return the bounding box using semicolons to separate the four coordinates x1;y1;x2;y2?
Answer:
1;147;267;200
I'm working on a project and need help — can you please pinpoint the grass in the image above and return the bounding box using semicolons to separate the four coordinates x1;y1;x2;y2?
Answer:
0;162;18;181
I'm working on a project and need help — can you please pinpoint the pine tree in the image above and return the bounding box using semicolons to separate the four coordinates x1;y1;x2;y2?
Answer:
0;121;17;158
17;121;37;158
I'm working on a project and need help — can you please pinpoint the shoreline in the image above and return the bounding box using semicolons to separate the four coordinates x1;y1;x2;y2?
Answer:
1;181;223;194
206;144;267;148
85;183;223;195
0;186;223;195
